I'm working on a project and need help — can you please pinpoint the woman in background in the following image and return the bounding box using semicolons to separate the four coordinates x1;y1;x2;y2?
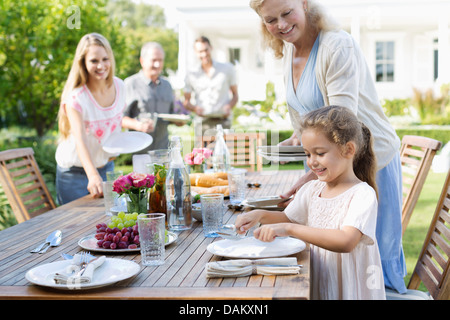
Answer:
55;33;125;204
249;0;406;293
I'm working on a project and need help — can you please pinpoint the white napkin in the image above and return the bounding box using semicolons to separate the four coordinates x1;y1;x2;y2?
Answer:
54;254;106;284
205;257;300;278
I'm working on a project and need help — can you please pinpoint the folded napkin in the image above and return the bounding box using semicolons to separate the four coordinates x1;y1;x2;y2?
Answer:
205;257;300;278
54;254;106;285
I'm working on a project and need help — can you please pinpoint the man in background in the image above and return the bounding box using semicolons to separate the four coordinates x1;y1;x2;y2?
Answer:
122;42;177;152
183;36;239;140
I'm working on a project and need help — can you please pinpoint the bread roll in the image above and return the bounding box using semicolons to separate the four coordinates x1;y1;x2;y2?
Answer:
192;186;229;196
211;172;228;180
189;173;228;187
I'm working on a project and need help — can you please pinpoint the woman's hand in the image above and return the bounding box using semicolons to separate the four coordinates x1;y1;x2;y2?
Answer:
87;173;104;198
278;132;301;146
279;170;317;208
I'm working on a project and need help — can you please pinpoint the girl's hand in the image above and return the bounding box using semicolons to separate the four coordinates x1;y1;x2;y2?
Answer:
234;210;262;234
254;223;289;242
87;174;104;198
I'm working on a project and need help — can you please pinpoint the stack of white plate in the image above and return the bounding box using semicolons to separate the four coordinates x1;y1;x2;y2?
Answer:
257;145;306;162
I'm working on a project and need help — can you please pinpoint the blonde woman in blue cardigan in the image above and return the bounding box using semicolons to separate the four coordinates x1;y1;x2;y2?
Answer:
250;0;406;294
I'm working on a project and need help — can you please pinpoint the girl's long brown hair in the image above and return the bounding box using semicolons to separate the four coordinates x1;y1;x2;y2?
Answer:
299;105;378;197
57;33;116;140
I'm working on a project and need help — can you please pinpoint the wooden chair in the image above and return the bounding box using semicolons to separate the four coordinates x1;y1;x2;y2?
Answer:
386;170;450;300
201;132;266;172
0;147;56;223
400;135;442;235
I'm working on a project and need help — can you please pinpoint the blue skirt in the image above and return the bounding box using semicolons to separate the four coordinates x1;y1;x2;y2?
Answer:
376;152;407;293
56;161;114;205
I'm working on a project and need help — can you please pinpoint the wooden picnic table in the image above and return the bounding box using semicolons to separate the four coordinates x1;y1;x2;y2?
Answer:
0;170;309;300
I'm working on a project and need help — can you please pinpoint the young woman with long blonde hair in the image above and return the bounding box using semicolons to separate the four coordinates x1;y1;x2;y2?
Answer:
55;33;125;204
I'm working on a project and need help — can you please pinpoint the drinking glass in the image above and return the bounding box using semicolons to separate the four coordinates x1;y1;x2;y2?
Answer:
228;169;247;205
200;193;224;237
102;181;115;216
106;170;123;181
137;213;165;266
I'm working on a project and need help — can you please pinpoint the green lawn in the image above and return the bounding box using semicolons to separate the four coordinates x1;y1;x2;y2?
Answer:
402;171;447;288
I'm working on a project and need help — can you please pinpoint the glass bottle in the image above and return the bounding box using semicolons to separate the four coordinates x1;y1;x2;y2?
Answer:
165;136;192;231
212;124;231;172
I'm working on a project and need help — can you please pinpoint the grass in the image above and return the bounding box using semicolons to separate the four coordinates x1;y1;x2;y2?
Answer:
402;171;447;288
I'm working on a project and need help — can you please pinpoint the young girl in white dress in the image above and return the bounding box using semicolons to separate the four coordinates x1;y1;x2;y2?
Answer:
235;105;386;300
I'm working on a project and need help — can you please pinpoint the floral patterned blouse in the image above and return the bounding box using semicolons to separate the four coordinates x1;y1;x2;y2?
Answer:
55;77;126;168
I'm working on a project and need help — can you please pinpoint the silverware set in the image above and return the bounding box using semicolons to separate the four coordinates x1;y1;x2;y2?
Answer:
30;230;62;253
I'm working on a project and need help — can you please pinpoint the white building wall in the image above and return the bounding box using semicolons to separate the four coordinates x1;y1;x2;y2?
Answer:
167;0;450;103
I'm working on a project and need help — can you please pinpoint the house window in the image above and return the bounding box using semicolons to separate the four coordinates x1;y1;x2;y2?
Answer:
375;41;395;82
433;38;438;81
229;48;240;65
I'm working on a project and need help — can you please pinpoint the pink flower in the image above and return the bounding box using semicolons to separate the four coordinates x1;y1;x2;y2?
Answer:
112;174;132;194
112;172;155;195
130;173;149;188
193;153;205;165
184;148;212;165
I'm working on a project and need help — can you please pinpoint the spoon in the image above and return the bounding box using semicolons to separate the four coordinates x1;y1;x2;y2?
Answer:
39;230;62;253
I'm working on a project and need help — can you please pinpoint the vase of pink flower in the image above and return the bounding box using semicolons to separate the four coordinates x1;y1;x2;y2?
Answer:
112;172;156;213
184;148;212;173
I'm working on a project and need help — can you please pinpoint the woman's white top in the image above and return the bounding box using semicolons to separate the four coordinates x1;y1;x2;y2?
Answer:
55;77;126;169
284;30;400;170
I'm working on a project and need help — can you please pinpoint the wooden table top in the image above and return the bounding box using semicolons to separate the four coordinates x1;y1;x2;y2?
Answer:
0;170;309;300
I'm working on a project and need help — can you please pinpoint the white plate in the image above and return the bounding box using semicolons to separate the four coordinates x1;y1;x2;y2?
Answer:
257;151;306;162
103;131;153;154
207;236;305;259
245;196;288;207
258;151;306;157
25;258;140;290
78;231;178;253
241;199;284;211
258;145;304;154
158;113;190;123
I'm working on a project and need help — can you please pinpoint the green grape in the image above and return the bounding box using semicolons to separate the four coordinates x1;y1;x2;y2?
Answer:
117;222;124;229
118;211;125;219
107;222;116;229
125;220;135;227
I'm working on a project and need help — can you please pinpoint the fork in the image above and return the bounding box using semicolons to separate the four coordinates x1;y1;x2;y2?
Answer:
74;251;90;276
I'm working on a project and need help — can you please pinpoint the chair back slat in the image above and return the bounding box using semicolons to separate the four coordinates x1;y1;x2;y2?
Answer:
0;147;56;223
408;171;450;300
400;135;442;235
201;132;266;172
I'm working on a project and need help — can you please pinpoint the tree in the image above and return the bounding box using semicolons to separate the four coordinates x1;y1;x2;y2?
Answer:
0;0;125;136
106;0;166;29
105;0;179;78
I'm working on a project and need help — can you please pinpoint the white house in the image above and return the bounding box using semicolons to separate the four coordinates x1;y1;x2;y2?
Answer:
159;0;450;103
